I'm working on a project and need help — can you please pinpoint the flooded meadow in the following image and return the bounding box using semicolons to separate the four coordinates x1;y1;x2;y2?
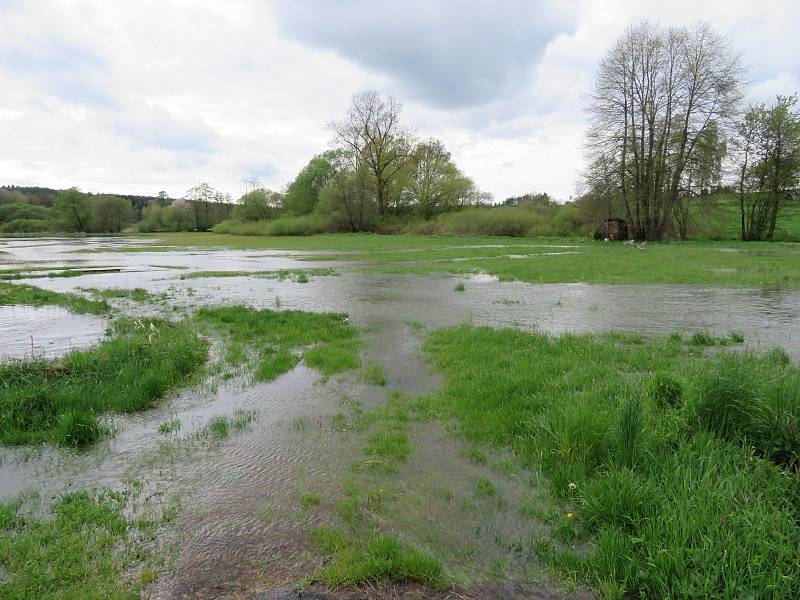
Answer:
1;236;799;599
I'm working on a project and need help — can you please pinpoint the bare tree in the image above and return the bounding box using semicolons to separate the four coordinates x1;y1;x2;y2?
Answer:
329;91;413;215
586;21;742;240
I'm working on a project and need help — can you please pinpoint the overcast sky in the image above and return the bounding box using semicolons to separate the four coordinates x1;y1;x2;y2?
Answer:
1;0;798;202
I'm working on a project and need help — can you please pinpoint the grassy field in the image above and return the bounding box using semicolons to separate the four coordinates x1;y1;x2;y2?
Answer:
423;326;800;598
145;232;800;288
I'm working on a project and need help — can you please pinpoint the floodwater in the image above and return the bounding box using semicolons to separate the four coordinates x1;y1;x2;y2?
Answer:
1;236;798;598
0;305;106;360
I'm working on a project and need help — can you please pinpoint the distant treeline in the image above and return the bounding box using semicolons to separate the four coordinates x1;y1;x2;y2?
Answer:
0;185;232;234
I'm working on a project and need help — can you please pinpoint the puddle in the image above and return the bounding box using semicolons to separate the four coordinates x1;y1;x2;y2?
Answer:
0;305;106;360
1;236;798;597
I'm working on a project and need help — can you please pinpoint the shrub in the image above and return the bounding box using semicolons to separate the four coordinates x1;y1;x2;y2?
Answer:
212;214;327;236
0;218;52;233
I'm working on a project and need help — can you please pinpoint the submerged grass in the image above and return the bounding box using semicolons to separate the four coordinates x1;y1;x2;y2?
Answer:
0;318;208;446
0;488;163;599
196;305;359;380
424;325;800;598
0;282;109;314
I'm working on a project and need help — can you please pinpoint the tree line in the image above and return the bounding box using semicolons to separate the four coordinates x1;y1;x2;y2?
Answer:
215;91;491;235
0;185;234;234
585;21;799;241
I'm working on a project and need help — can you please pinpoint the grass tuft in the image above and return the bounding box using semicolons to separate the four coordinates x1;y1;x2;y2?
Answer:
308;526;444;588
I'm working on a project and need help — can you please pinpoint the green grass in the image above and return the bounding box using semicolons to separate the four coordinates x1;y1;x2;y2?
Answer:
454;281;465;292
0;489;154;599
0;282;109;314
308;526;444;589
196;306;359;381
361;364;387;386
149;232;800;288
424;325;800;598
0;318;208;446
300;492;322;507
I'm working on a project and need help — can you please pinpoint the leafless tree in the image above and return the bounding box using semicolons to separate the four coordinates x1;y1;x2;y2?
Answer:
586;21;743;240
329;91;413;215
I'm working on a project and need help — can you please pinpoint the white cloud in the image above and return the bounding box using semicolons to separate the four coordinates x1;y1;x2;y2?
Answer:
0;0;797;202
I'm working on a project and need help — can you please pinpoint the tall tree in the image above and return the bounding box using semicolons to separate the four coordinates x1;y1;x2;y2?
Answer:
732;95;800;241
587;21;742;240
405;139;476;218
671;121;726;239
234;188;283;221
185;182;216;230
54;187;91;232
329;91;413;215
283;150;340;215
91;195;132;233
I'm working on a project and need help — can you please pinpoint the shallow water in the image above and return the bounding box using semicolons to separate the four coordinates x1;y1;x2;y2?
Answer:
0;305;106;360
1;236;798;597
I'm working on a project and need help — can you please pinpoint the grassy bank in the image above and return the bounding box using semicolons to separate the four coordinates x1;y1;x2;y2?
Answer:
0;318;208;446
0;282;110;314
424;326;800;598
145;232;800;288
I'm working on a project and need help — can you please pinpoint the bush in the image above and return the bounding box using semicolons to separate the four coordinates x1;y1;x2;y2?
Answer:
0;218;53;233
0;202;51;223
212;214;327;236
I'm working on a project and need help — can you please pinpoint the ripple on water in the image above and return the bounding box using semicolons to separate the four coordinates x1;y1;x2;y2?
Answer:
0;305;106;360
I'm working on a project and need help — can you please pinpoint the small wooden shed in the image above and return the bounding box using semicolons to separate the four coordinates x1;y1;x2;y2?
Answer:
601;218;628;241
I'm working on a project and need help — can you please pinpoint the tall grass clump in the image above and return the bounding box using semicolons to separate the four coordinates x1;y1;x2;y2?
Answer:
424;325;800;597
309;526;444;589
691;352;800;469
0;318;207;446
646;371;683;408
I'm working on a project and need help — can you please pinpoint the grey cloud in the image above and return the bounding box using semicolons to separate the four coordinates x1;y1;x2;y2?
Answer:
272;0;576;108
114;106;221;153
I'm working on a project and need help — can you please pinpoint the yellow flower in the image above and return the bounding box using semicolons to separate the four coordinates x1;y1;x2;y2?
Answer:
566;512;574;520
